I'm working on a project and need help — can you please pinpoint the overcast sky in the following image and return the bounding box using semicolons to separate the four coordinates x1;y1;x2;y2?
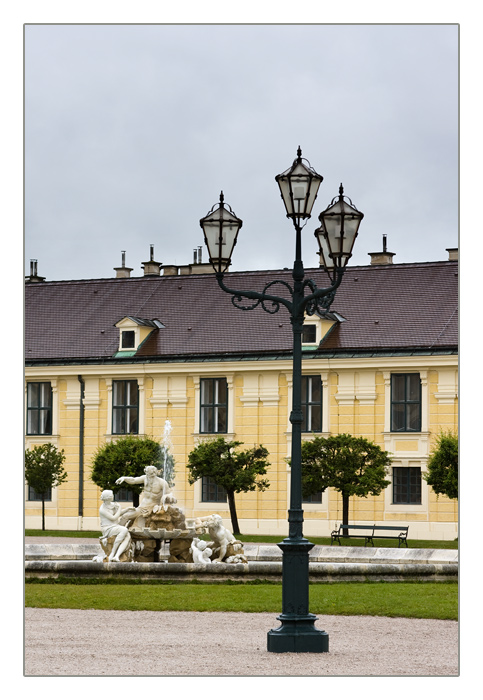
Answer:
25;24;458;281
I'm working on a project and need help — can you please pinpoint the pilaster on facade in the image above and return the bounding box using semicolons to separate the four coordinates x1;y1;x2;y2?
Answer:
240;372;281;407
434;369;458;404
83;377;101;409
150;375;189;409
239;373;260;407
63;376;82;410
335;370;378;406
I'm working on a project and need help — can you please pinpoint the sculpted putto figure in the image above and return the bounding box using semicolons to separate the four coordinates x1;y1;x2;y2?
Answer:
196;514;237;562
116;465;171;529
99;490;132;562
190;537;213;565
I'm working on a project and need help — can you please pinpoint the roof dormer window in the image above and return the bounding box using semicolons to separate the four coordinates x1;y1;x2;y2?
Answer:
302;324;317;344
302;311;346;350
121;330;136;349
114;317;164;357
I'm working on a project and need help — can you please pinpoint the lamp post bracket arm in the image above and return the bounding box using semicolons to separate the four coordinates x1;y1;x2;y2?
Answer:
216;274;294;315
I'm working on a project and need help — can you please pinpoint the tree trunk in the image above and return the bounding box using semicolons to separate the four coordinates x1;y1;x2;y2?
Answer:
227;490;241;535
41;497;46;531
341;493;350;537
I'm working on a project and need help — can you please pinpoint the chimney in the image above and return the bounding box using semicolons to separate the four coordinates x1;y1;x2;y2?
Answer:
192;246;204;265
25;259;46;283
369;235;395;265
446;248;458;261
142;244;162;276
114;251;133;278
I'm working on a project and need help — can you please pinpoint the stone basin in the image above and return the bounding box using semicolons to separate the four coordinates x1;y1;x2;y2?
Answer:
129;528;197;540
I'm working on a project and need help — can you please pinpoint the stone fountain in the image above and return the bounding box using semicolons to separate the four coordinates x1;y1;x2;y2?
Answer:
94;420;247;565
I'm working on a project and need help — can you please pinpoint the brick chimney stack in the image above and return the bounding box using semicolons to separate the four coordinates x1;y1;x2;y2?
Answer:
142;244;162;276
25;259;46;283
369;235;395;265
446;248;458;261
114;251;133;278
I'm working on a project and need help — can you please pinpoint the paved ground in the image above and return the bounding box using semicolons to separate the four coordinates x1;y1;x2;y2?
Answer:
24;536;459;677
24;608;458;677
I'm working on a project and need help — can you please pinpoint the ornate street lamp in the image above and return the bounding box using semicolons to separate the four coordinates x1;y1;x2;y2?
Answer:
315;184;363;280
200;191;243;274
275;146;324;228
315;184;364;282
200;148;363;653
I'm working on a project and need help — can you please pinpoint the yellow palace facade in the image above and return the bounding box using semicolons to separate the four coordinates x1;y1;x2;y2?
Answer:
25;247;458;539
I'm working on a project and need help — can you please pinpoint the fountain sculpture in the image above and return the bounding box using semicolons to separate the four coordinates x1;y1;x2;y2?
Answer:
94;421;247;564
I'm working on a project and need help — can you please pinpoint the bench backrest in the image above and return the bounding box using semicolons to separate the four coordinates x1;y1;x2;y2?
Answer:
339;524;373;531
337;524;408;534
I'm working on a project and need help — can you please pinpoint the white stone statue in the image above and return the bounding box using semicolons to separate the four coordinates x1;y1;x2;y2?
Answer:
195;513;238;563
98;490;132;562
190;537;213;564
115;465;171;529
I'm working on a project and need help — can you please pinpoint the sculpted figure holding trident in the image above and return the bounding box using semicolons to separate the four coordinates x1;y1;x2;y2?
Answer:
116;465;172;529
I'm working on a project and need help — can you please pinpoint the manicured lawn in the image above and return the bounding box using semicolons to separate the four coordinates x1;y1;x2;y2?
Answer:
25;581;458;620
26;529;102;538
238;534;458;549
25;529;458;549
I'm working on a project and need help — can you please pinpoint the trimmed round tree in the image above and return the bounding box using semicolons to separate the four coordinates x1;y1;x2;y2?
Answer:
186;437;270;535
300;433;392;532
25;443;68;530
91;435;174;506
424;430;458;500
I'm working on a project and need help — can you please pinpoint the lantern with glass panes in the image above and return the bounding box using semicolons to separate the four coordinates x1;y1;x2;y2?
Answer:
314;184;363;282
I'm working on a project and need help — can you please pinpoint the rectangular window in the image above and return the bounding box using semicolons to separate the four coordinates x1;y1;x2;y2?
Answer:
302;324;317;343
201;476;227;503
200;378;228;433
114;487;134;502
26;382;52;435
393;467;422;504
302;491;323;504
391;373;421;432
301;375;322;432
121;331;136;349
28;485;52;501
112;380;139;434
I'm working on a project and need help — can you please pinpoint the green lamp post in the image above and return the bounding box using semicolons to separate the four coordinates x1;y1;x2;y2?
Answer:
200;147;363;653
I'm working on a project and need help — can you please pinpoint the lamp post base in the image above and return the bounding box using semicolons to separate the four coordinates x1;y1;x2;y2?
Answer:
267;614;329;653
267;536;329;653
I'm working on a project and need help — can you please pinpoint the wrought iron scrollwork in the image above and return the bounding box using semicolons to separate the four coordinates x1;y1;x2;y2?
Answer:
217;275;294;315
217;268;343;319
302;273;343;316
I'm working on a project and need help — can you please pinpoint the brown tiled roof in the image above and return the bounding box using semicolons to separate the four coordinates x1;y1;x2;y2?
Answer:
25;261;458;363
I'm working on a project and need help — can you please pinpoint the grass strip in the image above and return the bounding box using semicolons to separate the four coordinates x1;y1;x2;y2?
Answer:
25;581;458;620
25;530;458;549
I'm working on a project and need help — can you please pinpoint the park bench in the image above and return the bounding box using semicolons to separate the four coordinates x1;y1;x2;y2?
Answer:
331;524;409;548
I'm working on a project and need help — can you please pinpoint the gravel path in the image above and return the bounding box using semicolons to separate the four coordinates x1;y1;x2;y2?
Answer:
24;608;458;676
